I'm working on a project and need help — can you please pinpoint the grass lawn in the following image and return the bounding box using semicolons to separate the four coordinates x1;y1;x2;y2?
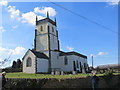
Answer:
5;72;120;79
6;72;90;79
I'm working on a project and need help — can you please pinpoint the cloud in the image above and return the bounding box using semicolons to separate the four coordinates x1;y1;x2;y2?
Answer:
11;25;18;31
21;6;57;25
90;54;97;57
90;54;94;57
21;12;36;25
12;25;18;29
90;52;109;57
7;5;20;18
98;52;109;56
0;46;26;55
11;47;26;55
0;46;26;68
34;7;56;17
66;46;74;51
4;1;56;25
107;0;119;5
21;12;45;25
0;0;8;6
0;26;6;32
7;6;56;25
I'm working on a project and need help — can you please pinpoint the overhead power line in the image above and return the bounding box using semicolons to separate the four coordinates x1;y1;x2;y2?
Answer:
47;0;118;35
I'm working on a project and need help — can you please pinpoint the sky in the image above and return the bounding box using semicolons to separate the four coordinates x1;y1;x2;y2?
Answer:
0;0;119;68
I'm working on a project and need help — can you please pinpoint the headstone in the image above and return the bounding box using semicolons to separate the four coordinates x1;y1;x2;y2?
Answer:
55;71;58;75
82;68;86;74
61;71;64;75
55;71;60;75
72;71;76;74
51;71;54;75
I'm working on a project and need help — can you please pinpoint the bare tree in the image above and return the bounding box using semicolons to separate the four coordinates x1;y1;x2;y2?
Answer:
0;54;12;67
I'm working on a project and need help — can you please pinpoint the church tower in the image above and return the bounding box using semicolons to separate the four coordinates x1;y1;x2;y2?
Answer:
34;12;60;71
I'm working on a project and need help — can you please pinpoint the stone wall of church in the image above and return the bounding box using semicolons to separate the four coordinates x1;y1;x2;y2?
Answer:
59;55;74;72
50;51;60;71
36;23;49;52
36;23;48;34
49;34;58;50
58;55;88;72
36;32;49;51
48;22;59;51
37;58;48;73
48;22;57;36
23;50;36;73
35;22;59;56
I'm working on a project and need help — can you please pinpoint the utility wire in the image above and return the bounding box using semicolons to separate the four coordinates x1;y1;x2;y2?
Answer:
47;0;119;35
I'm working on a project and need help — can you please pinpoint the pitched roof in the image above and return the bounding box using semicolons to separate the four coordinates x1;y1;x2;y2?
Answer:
95;64;120;69
31;50;49;59
36;18;56;26
59;51;87;59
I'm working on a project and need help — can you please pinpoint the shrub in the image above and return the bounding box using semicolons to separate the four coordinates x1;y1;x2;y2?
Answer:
5;78;48;89
103;69;114;88
104;69;113;77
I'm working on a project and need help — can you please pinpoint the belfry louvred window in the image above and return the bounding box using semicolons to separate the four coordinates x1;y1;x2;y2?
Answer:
41;26;43;31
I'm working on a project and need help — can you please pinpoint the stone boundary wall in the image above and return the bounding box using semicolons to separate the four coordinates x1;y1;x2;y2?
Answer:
4;75;120;89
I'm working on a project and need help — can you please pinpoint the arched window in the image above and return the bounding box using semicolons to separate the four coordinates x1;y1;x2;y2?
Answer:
64;56;68;65
26;57;32;67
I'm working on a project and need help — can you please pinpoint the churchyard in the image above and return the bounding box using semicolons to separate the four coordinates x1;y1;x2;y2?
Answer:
6;73;91;79
5;72;120;79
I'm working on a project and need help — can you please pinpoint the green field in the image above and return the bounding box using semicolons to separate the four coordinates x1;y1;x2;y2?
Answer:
5;72;120;79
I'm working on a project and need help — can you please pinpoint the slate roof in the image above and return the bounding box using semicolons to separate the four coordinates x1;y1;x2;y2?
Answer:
95;64;120;70
59;51;87;59
31;50;49;59
36;18;56;26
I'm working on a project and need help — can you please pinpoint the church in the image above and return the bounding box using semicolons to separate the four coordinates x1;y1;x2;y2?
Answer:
22;13;88;74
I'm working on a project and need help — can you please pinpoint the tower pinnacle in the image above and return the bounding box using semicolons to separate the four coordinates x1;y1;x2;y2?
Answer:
36;16;38;22
36;16;38;25
47;11;49;18
55;17;57;26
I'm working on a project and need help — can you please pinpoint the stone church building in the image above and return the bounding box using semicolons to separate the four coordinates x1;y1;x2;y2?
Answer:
22;13;88;74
